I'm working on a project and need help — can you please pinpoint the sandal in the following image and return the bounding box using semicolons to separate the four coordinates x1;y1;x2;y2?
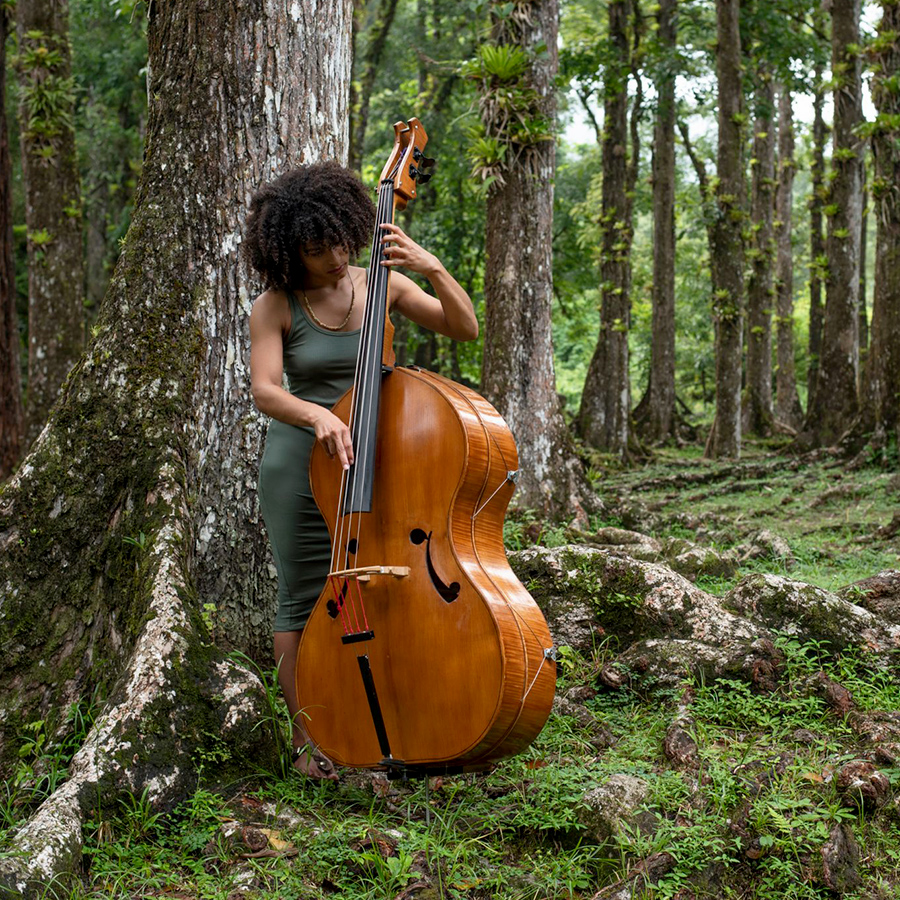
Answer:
291;743;339;782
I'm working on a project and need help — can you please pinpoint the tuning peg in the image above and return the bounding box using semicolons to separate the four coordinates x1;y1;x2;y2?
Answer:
417;172;433;185
421;156;436;168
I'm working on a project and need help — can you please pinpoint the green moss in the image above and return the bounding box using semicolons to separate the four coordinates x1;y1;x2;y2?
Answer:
554;549;660;642
0;195;206;773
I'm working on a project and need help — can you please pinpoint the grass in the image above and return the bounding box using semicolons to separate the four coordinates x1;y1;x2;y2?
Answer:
5;446;900;898
593;443;899;593
8;636;900;899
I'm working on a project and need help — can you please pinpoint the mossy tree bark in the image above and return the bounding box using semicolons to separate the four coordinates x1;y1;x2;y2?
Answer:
804;0;864;447
0;4;23;480
479;0;592;518
634;0;677;445
579;0;632;459
774;87;803;430
807;64;828;414
707;0;744;459
743;70;775;436
0;0;351;893
16;0;85;449
862;1;900;451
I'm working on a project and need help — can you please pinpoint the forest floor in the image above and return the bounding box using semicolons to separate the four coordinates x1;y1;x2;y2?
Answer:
3;445;900;900
591;440;900;595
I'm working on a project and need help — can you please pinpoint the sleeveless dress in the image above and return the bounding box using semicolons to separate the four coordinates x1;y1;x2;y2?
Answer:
258;290;360;631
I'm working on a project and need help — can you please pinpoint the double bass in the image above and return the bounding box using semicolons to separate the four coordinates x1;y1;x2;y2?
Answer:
296;118;556;776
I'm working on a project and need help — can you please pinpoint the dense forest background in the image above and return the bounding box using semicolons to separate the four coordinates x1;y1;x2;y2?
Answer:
3;0;896;477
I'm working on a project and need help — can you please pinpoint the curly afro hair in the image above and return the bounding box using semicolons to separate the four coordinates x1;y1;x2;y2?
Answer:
244;162;376;290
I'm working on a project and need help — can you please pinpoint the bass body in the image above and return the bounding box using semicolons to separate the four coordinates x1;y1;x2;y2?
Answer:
296;365;556;770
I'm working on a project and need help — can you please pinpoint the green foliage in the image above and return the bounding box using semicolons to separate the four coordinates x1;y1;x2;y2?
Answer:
228;649;293;777
71;0;148;312
503;507;568;550
473;42;529;82
9;613;900;899
26;228;53;247
15;30;76;154
1;694;100;851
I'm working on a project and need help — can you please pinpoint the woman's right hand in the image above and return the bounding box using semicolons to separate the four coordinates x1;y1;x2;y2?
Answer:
311;409;354;470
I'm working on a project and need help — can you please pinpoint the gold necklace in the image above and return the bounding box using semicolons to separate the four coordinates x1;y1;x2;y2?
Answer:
300;276;355;332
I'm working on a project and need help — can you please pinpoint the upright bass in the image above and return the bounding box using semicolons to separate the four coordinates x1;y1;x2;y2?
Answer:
296;118;556;775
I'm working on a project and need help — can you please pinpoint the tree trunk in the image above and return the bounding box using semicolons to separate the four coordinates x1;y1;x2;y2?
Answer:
0;0;351;893
479;0;591;518
348;0;400;172
16;0;86;448
804;0;864;447
863;1;900;449
807;64;827;413
626;0;644;220
743;70;775;436
679;118;714;251
0;5;23;479
707;0;744;458
635;0;677;444
774;87;803;430
858;157;869;368
579;0;632;458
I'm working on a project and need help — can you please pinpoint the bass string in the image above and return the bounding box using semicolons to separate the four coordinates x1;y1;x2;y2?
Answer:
350;181;394;577
331;182;384;574
330;186;385;631
330;180;395;623
333;179;389;570
344;181;394;630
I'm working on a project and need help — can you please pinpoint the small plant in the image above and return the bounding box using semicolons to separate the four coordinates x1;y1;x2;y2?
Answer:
228;649;292;775
476;42;529;82
122;531;147;549
359;845;415;895
119;788;162;844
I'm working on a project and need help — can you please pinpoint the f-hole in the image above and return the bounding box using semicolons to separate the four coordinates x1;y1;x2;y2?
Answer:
327;538;359;619
409;528;460;603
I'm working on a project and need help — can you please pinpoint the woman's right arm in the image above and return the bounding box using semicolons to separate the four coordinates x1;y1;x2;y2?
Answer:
249;292;354;469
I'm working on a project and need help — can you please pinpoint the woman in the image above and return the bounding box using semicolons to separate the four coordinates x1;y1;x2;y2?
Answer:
245;162;478;779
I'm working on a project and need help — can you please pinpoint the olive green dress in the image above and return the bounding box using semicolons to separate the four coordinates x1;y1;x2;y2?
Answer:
258;290;360;631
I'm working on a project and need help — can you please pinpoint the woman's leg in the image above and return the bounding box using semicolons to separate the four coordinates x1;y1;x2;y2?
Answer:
274;629;338;780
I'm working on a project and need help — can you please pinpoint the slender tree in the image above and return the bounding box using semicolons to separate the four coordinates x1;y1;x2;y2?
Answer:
774;86;803;429
579;0;632;457
744;69;776;435
859;157;869;364
626;0;644;220
635;0;677;443
477;0;591;516
16;0;86;446
0;0;351;891
707;0;744;458
680;118;715;246
0;2;22;478
807;63;827;412
862;0;900;450
804;0;864;446
348;0;400;172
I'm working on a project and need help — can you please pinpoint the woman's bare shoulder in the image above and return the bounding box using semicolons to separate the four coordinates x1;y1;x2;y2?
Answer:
251;288;291;332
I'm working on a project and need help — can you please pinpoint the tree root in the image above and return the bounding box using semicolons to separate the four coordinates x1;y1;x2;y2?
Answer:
511;545;900;691
0;464;278;898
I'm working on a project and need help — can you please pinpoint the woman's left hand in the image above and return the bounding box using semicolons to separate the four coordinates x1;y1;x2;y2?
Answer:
380;223;440;277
